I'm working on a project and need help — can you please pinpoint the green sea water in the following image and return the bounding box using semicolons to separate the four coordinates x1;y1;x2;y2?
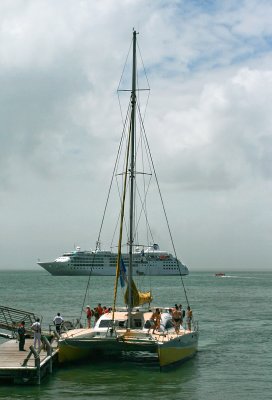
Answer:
0;270;271;400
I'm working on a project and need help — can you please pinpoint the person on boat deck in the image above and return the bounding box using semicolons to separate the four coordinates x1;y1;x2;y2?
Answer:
17;321;26;351
186;306;193;331
53;312;64;334
97;303;103;316
93;307;100;325
179;304;185;324
149;308;161;334
85;306;93;329
172;304;182;334
31;318;41;352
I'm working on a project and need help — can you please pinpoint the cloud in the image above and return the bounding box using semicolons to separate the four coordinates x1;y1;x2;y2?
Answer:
0;0;272;270
149;67;272;193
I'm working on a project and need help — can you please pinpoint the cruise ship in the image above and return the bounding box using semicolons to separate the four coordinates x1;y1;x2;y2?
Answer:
37;244;189;276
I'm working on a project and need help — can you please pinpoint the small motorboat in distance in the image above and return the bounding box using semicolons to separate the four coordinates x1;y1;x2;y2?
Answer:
215;272;225;277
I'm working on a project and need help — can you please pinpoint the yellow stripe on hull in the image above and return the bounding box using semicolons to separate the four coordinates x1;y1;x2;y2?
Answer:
158;344;197;367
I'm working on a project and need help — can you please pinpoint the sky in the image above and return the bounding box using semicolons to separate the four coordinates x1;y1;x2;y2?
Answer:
0;0;272;271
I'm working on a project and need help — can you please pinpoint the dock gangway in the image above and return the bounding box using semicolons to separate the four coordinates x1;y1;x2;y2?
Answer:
0;305;37;336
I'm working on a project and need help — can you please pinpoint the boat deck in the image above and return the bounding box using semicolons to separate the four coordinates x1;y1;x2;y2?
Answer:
61;327;191;341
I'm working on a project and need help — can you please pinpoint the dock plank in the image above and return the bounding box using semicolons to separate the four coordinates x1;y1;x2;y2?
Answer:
0;338;59;384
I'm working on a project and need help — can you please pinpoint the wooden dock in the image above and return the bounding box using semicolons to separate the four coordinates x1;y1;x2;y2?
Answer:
0;337;59;385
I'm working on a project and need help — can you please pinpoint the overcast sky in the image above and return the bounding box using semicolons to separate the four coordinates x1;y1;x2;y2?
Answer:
1;0;272;271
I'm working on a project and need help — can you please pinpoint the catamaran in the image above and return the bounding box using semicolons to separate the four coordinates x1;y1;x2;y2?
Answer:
58;30;199;368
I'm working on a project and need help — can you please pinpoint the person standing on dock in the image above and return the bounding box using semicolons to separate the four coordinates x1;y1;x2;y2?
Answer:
31;318;41;352
53;312;64;334
17;321;26;351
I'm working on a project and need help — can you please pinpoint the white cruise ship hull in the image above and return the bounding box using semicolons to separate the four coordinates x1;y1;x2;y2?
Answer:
37;248;189;276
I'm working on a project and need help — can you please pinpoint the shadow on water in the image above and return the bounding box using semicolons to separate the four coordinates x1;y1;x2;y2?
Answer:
51;355;200;400
0;352;201;400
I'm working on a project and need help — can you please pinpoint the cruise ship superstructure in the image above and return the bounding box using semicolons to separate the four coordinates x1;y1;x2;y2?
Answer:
37;243;189;276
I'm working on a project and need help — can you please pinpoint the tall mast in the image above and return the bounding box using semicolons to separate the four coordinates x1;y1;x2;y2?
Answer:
128;29;137;327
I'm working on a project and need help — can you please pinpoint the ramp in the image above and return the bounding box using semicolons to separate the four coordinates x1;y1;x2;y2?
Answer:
0;305;37;334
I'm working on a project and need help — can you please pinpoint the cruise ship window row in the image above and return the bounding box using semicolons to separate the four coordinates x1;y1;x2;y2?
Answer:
71;268;104;270
71;262;104;265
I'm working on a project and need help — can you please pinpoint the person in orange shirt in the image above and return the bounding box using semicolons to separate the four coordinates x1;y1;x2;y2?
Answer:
97;303;103;316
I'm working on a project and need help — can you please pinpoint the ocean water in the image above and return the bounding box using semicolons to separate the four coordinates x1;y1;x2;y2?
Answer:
0;270;271;400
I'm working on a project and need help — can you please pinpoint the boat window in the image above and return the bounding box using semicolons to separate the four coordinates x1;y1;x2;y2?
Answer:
164;319;174;329
144;320;151;329
98;320;111;328
133;319;142;328
98;320;127;328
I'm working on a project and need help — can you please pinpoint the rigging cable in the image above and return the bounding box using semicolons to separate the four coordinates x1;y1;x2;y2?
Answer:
80;92;132;320
137;104;190;307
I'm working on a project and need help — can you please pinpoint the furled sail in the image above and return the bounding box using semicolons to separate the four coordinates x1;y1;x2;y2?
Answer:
124;279;153;307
